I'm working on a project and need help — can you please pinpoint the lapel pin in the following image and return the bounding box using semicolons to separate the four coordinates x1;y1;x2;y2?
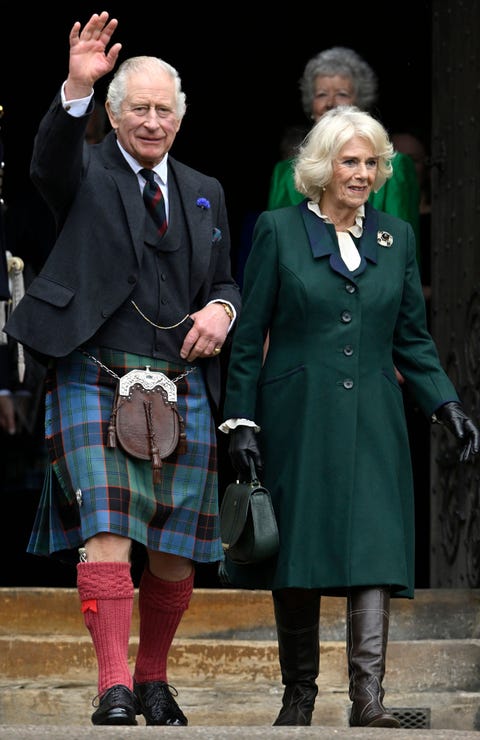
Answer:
377;230;393;247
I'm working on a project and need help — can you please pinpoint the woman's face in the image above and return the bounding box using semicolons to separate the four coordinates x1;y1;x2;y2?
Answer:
311;75;356;121
324;135;378;210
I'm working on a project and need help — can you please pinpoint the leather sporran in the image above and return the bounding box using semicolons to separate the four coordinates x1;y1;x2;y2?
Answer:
107;367;186;483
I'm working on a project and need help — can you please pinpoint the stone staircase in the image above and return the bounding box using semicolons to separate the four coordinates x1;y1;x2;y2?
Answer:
1;588;480;731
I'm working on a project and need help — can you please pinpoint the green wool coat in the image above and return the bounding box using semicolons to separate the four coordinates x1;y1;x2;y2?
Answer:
222;202;459;598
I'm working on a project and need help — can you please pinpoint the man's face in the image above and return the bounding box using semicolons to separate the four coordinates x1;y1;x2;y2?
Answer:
107;69;182;168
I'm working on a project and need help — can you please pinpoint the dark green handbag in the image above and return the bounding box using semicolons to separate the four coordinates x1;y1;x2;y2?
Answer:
220;458;279;565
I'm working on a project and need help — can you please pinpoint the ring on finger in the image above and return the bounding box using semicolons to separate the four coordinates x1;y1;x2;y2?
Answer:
213;347;221;355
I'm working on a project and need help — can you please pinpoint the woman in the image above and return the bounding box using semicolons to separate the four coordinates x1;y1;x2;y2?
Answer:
267;47;420;246
221;106;479;728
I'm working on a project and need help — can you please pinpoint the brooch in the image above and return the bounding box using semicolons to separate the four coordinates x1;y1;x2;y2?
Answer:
377;230;393;247
196;197;211;210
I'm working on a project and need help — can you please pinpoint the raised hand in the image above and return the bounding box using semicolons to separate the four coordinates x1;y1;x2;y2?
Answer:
65;11;122;99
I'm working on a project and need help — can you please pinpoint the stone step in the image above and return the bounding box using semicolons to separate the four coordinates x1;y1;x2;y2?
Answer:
2;587;480;639
1;588;479;731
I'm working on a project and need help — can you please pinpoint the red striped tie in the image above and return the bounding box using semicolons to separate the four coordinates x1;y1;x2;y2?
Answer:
140;168;167;238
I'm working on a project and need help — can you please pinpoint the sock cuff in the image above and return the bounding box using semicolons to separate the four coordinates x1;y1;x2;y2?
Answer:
139;567;194;611
77;561;134;601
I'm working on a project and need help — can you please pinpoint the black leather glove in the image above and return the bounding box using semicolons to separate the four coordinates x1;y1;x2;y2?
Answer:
228;425;264;481
435;401;480;462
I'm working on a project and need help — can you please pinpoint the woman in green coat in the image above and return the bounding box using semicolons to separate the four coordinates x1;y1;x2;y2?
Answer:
221;107;479;728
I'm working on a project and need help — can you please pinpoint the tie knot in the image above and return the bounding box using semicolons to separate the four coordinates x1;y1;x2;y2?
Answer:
140;168;156;187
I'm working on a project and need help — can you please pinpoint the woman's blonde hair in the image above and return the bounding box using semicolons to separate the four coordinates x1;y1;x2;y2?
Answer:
294;106;394;203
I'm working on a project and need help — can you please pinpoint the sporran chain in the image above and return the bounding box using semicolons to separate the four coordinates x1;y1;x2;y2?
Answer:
79;348;196;385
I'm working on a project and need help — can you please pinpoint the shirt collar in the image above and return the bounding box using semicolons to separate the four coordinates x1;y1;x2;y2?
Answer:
307;201;365;237
116;139;169;185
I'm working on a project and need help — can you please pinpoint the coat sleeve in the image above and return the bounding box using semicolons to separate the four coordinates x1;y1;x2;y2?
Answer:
392;222;459;416
223;211;280;420
267;159;305;210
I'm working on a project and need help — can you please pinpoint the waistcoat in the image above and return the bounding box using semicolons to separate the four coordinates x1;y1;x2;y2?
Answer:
90;175;192;363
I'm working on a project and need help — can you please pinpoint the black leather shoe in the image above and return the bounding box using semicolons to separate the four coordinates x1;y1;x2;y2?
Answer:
134;680;188;725
91;684;138;725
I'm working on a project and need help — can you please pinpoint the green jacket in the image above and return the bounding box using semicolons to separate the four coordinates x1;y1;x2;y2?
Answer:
223;202;458;597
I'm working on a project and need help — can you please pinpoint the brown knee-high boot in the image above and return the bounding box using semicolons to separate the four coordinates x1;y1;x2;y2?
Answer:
272;588;320;726
347;587;400;728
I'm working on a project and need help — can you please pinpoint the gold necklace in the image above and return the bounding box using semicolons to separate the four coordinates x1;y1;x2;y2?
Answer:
130;300;190;330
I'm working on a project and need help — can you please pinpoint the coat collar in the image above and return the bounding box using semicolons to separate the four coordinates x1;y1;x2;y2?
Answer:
299;199;380;280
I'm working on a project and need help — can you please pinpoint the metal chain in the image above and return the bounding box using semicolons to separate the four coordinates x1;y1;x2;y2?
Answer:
130;300;190;330
79;348;196;384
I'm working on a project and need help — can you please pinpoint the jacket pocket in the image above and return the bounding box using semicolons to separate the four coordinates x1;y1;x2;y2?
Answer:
382;366;402;391
260;364;305;388
27;276;75;308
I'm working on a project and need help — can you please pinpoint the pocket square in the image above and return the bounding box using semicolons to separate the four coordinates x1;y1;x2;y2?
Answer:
212;227;222;243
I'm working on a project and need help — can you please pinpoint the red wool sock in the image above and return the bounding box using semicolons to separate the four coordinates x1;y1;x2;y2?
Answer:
134;567;194;684
77;561;134;695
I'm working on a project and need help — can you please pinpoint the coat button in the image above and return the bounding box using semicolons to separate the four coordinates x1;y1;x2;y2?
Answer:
341;311;352;323
345;283;356;293
127;274;137;284
343;378;354;389
343;345;354;356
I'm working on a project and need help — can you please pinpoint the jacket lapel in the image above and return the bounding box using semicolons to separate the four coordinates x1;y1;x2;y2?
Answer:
300;199;381;281
101;134;145;264
168;159;213;298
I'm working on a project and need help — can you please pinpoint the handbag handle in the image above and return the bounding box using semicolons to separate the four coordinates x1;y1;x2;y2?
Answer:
248;455;260;485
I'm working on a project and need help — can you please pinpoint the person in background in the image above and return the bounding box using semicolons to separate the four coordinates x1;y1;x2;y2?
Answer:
220;106;479;728
391;129;433;585
0;232;13;434
391;130;431;301
0;105;15;436
267;47;420;246
4;10;240;727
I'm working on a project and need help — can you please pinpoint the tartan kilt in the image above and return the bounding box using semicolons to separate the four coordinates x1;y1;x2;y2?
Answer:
27;347;223;564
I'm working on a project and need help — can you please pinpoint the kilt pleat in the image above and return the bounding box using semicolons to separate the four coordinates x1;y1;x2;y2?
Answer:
27;347;223;563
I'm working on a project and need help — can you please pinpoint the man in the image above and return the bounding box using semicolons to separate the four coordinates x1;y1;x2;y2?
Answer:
4;11;240;727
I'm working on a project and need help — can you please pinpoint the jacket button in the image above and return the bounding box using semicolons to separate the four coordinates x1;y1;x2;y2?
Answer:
343;378;354;389
127;274;137;284
345;283;356;293
341;311;352;323
343;345;354;356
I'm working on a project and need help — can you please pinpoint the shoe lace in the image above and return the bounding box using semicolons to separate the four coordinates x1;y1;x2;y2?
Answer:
91;684;129;709
146;682;182;717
